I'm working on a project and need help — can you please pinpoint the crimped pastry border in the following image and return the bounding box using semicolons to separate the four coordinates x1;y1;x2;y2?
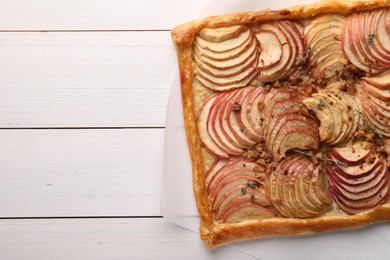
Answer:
171;0;390;248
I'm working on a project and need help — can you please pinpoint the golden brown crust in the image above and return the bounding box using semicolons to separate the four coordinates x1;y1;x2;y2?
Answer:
171;0;390;248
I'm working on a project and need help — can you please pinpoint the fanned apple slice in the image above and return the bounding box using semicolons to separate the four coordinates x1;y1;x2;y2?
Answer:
195;27;251;52
207;158;259;193
227;88;258;147
194;25;259;91
221;201;276;223
368;9;390;61
197;94;230;159
361;77;390;137
354;12;388;71
196;64;258;91
195;38;258;70
305;14;347;81
199;25;247;42
278;20;305;79
193;34;253;61
375;8;390;58
219;89;251;150
255;30;282;69
236;87;263;142
268;155;331;218
205;159;227;186
326;141;390;215
254;22;292;82
208;91;244;155
360;11;390;67
245;87;267;137
342;11;388;74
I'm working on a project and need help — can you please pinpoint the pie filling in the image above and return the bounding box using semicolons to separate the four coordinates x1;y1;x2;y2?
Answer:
194;8;390;223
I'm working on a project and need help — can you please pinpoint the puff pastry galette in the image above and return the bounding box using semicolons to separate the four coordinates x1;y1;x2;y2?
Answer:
171;0;390;248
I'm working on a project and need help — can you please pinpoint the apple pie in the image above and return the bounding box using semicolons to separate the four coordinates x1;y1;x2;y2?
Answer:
171;0;390;248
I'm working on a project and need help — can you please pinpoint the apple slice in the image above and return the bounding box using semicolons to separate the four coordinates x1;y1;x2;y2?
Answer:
268;155;331;218
256;22;292;82
255;30;282;69
195;37;258;70
375;8;390;58
245;87;267;137
359;11;390;68
193;34;253;61
198;25;247;42
197;94;229;159
205;159;227;186
214;185;271;219
221;201;275;223
354;12;388;71
236;87;263;142
362;72;390;90
207;158;259;193
226;88;258;147
208;91;244;155
326;142;390;215
195;27;251;52
196;64;258;91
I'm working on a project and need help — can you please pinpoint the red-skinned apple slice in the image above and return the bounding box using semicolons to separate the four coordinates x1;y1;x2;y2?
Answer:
221;201;275;223
214;185;270;219
235;87;263;142
197;94;230;159
226;88;258;147
245;87;267;137
195;28;251;53
367;9;390;61
193;33;253;61
195;37;258;70
209;174;260;204
354;12;388;71
196;64;258;91
205;159;227;186
255;30;282;69
194;46;259;77
362;72;390;90
375;8;390;57
257;22;292;82
207;159;259;193
219;89;250;150
199;25;247;42
360;11;390;67
207;91;243;155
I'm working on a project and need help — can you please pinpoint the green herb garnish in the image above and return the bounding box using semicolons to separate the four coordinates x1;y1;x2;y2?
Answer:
304;46;311;61
246;181;258;189
240;188;247;195
316;98;325;110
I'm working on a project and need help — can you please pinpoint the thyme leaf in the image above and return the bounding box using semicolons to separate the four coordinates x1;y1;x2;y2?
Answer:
240;187;247;195
246;181;258;189
316;98;325;110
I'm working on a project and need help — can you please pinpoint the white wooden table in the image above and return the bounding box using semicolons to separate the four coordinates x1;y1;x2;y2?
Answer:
2;1;390;259
0;0;248;258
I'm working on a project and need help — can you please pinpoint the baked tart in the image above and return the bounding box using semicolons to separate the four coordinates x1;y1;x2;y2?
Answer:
171;0;390;248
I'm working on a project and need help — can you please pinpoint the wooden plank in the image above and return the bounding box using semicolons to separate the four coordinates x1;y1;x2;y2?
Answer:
0;31;175;127
0;129;164;217
0;218;256;259
0;0;207;31
1;218;389;259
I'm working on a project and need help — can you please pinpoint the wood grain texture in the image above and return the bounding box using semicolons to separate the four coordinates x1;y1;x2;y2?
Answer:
0;218;256;260
0;129;164;217
0;0;208;31
0;32;175;127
